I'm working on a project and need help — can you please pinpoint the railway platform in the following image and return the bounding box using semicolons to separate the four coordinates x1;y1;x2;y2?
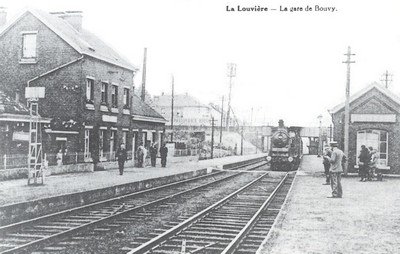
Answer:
0;154;266;207
258;155;400;254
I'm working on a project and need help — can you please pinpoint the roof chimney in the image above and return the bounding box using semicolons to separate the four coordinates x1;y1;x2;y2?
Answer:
278;119;284;128
51;11;83;32
0;7;7;27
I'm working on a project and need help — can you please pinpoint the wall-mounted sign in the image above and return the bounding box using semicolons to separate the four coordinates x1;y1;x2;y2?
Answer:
13;131;29;141
102;115;117;123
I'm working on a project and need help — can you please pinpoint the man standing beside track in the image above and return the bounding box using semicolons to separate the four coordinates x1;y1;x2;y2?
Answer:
160;143;168;168
328;141;345;198
322;146;332;185
116;143;127;175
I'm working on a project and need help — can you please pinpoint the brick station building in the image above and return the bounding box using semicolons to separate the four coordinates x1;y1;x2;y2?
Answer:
329;82;400;174
0;9;165;167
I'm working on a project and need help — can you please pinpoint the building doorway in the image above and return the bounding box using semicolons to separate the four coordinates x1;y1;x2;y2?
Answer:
356;129;388;167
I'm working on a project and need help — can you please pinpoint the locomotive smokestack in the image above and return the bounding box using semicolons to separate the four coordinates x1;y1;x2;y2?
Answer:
278;119;284;128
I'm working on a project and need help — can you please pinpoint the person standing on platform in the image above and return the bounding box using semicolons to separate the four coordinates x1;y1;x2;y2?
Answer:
358;145;370;182
369;147;379;181
150;143;158;167
137;143;145;168
160;143;168;168
328;141;345;198
322;146;332;185
62;148;68;165
116;143;127;175
56;149;63;167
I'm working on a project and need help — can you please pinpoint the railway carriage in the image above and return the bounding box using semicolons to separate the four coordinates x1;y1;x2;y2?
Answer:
267;120;302;171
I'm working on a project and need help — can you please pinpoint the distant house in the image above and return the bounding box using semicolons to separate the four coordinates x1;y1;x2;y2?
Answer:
0;9;165;166
131;94;166;157
329;82;400;173
152;93;237;130
152;93;212;128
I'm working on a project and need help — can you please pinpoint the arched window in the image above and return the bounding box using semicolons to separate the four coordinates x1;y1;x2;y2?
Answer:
356;130;388;167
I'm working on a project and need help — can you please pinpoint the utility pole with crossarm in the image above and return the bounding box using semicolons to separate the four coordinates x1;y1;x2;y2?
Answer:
343;46;355;175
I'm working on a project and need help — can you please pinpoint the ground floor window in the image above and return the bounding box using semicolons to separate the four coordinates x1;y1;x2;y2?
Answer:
356;129;388;166
110;130;117;160
99;130;105;160
122;131;127;146
84;129;91;160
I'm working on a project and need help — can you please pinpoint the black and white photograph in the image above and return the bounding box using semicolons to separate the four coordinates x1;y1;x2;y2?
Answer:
0;0;399;253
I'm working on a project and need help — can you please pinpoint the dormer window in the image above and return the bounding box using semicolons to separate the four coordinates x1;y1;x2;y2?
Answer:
21;32;37;62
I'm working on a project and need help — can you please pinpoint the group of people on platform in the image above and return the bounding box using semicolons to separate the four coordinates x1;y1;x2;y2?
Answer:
357;145;381;181
116;142;169;175
322;141;383;198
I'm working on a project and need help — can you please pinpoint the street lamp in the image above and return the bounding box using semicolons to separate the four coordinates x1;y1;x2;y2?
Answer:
317;114;323;157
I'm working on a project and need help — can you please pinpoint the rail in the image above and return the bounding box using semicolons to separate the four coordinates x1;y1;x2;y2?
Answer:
126;172;270;254
0;159;267;253
221;173;289;254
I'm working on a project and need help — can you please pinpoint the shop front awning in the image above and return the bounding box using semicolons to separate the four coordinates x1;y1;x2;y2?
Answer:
0;113;51;123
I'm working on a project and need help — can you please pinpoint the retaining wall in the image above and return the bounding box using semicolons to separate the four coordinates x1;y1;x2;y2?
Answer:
0;168;208;226
0;163;94;181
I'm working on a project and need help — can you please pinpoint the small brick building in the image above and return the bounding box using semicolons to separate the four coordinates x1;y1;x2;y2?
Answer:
329;82;400;174
0;9;165;166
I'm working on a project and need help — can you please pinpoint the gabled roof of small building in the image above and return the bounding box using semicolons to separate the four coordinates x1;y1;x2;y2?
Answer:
329;82;400;114
131;94;166;122
152;93;208;108
0;90;30;115
0;90;51;123
0;8;136;71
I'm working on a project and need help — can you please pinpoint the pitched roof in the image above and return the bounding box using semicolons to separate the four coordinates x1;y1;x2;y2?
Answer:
152;93;208;108
329;82;400;114
0;90;30;115
131;94;166;122
0;90;52;123
0;9;136;71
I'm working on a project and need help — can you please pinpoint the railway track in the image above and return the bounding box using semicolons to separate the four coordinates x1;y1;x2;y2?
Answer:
126;172;295;254
0;160;268;254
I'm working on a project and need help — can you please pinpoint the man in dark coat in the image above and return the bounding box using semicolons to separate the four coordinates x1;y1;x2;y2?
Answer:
116;143;127;175
160;143;168;168
322;146;332;185
358;145;370;182
150;143;158;167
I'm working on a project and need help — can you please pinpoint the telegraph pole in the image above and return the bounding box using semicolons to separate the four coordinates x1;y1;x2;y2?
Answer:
317;114;323;157
141;48;147;101
226;63;236;132
170;75;174;142
380;70;393;88
219;96;224;148
343;46;355;175
240;125;244;156
251;107;254;126
210;117;216;159
255;129;258;154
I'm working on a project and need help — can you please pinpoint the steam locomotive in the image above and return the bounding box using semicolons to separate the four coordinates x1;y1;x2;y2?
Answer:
267;120;302;171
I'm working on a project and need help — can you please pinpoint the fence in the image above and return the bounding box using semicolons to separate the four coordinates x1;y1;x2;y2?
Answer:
199;149;233;160
1;154;28;170
174;149;201;157
0;149;136;170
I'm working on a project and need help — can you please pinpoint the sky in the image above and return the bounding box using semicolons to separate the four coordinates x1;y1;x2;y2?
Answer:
2;0;400;127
